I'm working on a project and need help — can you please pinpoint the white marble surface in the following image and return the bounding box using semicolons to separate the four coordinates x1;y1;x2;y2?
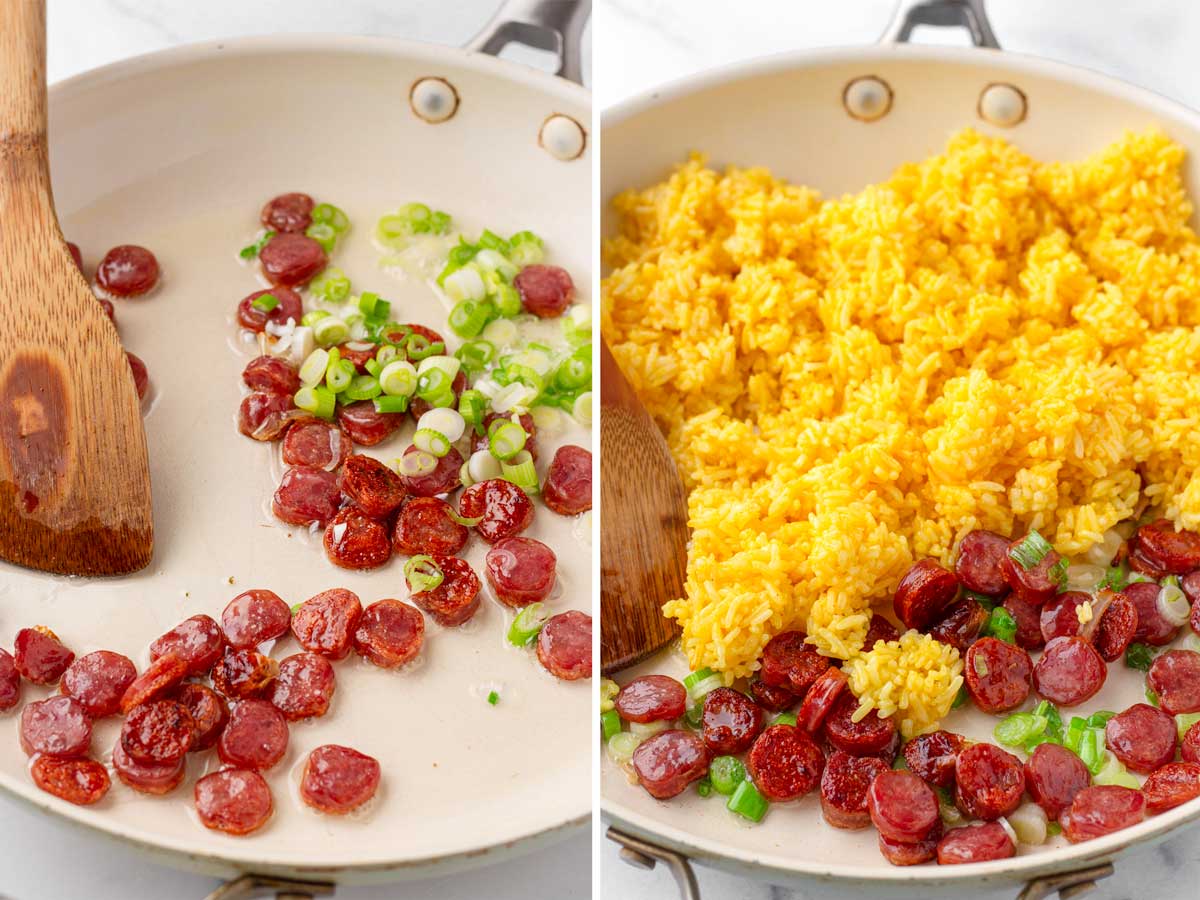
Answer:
0;4;592;900
596;0;1200;898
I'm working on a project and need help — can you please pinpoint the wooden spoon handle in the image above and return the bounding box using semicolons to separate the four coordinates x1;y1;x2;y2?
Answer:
0;0;54;216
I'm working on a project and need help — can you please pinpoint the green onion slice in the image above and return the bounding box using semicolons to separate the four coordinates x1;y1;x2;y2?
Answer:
313;316;350;347
379;360;418;397
771;712;798;727
684;668;724;703
726;779;769;823
487;690;499;706
309;267;351;304
373;395;408;414
501;452;538;494
404;555;444;594
984;606;1017;644
294;386;336;420
709;756;747;796
397;450;438;478
489;421;527;461
325;359;354;394
1124;642;1156;672
414;428;451;458
299;349;330;387
448;509;484;527
1009;530;1054;570
251;293;279;312
600;709;622;741
239;229;275;259
507;602;549;646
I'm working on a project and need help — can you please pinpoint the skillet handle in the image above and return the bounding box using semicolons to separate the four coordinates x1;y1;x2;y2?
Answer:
1017;863;1115;900
880;0;1000;48
607;827;701;900
466;0;590;84
203;874;335;900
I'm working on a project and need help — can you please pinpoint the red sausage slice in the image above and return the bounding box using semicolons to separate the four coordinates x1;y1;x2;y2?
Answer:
408;556;481;627
759;631;830;695
339;454;407;519
393;497;468;556
335;400;405;447
127;352;149;400
878;821;942;866
954;530;1011;597
221;589;292;650
60;650;136;718
537;610;591;680
824;692;896;757
515;264;575;318
701;687;763;754
1125;581;1180;646
820;750;889;830
1183;721;1200;765
269;653;337;720
616;675;688;724
1105;703;1177;773
632;729;711;800
324;507;392;570
0;650;19;711
1094;593;1138;662
120;654;187;713
903;730;965;789
175;683;228;751
31;756;110;806
120;700;195;764
1188;573;1200;632
1142;762;1200;814
300;745;382;814
868;769;940;842
112;741;185;795
1024;742;1091;819
1003;593;1045;650
1135;519;1200;575
750;680;797;713
1148;649;1200;715
955;743;1025;820
236;286;303;333
96;245;159;297
239;391;295;441
892;559;959;631
1033;636;1106;707
242;356;300;395
864;615;900;648
259;232;326;286
747;724;825;802
273;466;341;528
485;537;557;608
195;768;274;835
292;588;363;660
14;626;74;684
459;478;535;544
261;192;314;233
543;445;592;516
218;699;289;771
20;696;91;758
964;637;1032;714
211;648;279;700
929;595;989;652
353;600;425;668
1001;538;1064;605
936;822;1015;865
150;614;225;675
1062;785;1146;843
797;666;848;734
398;445;464;496
67;241;83;270
282;417;352;471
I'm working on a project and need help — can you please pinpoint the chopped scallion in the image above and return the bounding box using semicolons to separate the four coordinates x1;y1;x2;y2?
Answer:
413;427;451;458
1009;529;1053;571
239;230;275;259
771;712;798;728
1125;642;1156;672
489;421;527;461
306;222;337;253
379;360;418;397
309;267;351;304
487;691;499;706
404;555;444;594
507;602;549;646
727;779;769;823
601;709;622;742
709;756;746;796
373;395;409;414
251;293;279;312
501;452;538;494
983;606;1017;644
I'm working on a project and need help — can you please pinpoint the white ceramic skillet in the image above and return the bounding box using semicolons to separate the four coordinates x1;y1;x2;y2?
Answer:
601;1;1200;897
0;2;591;897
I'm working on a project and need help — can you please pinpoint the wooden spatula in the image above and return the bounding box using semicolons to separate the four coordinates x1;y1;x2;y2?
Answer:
0;0;153;576
600;340;687;673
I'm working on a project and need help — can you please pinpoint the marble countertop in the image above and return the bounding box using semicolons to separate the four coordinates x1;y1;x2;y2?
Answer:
0;3;591;900
597;0;1200;898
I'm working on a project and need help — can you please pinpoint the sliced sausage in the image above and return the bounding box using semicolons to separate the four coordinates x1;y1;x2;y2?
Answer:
1142;761;1200;814
514;264;575;317
701;687;763;754
868;769;940;842
955;743;1025;821
1001;537;1064;605
120;700;195;764
892;559;959;631
96;245;159;297
964;637;1032;714
20;696;91;758
863;615;900;648
1129;545;1168;580
1003;593;1046;650
929;595;989;652
1033;636;1106;707
292;588;363;659
31;756;110;806
67;241;83;270
616;675;688;724
269;652;336;720
1135;519;1200;575
149;614;225;675
878;821;942;866
537;610;591;681
398;445;463;496
300;745;382;814
175;683;228;751
60;650;136;718
272;465;341;527
339;454;407;519
282;417;351;471
238;390;295;441
936;822;1015;865
631;729;711;799
242;355;299;396
236;286;303;332
1024;742;1091;819
954;530;1012;597
903;730;965;789
353;600;425;668
218;699;289;771
393;496;468;556
126;352;149;400
259;232;326;286
221;589;292;650
211;648;279;700
14;626;74;684
746;724;824;802
1147;649;1200;715
1094;592;1138;662
1183;721;1200;765
195;768;274;835
112;741;186;795
324;507;392;570
543;444;592;516
120;653;187;713
1105;703;1178;773
408;556;481;627
336;342;377;375
261;192;314;233
1062;785;1146;843
459;478;535;544
0;649;19;711
759;631;830;695
820;750;889;829
336;400;405;447
750;680;797;712
797;667;848;734
1125;580;1180;646
485;536;557;607
824;692;896;757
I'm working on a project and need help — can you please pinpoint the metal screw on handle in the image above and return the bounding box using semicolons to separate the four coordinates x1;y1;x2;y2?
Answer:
466;0;590;84
202;874;336;900
880;0;1000;48
607;827;701;900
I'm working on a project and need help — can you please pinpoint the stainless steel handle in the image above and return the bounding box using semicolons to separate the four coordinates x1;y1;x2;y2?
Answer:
1018;862;1115;900
203;874;336;900
466;0;590;84
880;0;1000;48
607;827;700;900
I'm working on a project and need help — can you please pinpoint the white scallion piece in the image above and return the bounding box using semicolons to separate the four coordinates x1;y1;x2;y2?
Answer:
471;249;519;280
491;382;537;414
1158;581;1190;627
511;348;553;376
287;325;315;367
468;449;503;483
416;354;462;382
998;814;1024;846
628;720;671;740
573;391;593;426
299;348;330;388
481;318;519;348
530;405;562;432
418;408;465;443
443;266;486;303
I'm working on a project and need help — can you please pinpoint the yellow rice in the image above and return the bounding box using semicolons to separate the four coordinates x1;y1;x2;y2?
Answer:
601;128;1200;736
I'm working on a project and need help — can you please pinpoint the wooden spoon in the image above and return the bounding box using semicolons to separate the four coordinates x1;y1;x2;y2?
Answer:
0;0;153;575
600;339;687;673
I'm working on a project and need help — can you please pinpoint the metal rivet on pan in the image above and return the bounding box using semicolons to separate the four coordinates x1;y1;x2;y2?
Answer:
409;77;459;123
539;113;587;161
978;82;1028;127
842;75;893;122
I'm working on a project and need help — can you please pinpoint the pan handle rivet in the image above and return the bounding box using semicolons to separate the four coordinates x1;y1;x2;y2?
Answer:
409;77;460;124
978;82;1027;127
842;75;893;122
539;113;587;161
